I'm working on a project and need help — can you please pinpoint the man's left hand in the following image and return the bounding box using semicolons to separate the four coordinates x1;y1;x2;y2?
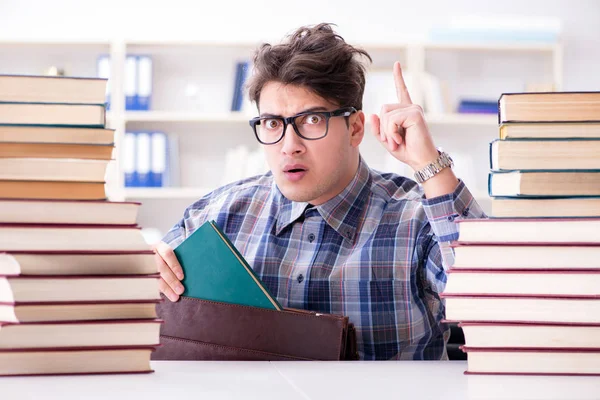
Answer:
370;61;440;171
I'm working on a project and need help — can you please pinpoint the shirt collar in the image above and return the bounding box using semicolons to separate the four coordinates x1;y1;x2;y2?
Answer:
274;157;371;244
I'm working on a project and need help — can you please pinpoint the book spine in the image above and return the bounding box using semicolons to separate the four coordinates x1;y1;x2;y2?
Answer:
125;55;137;111
137;56;152;111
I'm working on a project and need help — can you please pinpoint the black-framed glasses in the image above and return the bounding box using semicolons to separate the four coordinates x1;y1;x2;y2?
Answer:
249;107;358;145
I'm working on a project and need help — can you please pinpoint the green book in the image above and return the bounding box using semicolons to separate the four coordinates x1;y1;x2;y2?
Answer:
174;220;282;311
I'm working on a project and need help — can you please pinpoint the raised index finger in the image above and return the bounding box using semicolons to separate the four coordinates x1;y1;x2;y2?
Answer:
394;61;413;105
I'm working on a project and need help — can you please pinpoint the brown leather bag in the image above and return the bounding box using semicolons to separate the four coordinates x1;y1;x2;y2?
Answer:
152;296;358;361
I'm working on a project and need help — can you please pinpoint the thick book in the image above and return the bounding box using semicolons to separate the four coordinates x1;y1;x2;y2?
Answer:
456;217;600;244
462;347;600;376
0;142;114;159
0;158;110;182
0;274;161;303
500;122;600;139
0;102;105;127
0;300;160;323
499;92;600;123
490;139;600;171
444;269;600;297
0;199;140;225
0;347;154;376
490;197;600;218
0;125;115;145
0;319;162;349
488;170;600;197
175;220;283;310
0;180;106;200
0;251;157;276
0;223;150;251
457;322;600;349
0;75;107;104
451;242;600;270
441;294;600;323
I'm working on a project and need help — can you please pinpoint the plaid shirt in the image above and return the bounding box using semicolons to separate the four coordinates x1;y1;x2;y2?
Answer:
163;158;485;360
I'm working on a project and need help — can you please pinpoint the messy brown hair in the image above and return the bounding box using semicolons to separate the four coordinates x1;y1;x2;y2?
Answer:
247;23;372;111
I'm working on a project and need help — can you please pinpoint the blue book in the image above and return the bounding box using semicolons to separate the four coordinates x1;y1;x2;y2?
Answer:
458;99;498;114
150;131;167;187
235;61;250;111
230;62;244;112
135;131;152;187
125;55;137;111
123;131;137;187
137;56;152;111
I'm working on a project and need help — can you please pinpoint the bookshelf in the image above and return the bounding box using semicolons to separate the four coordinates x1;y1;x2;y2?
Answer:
0;38;563;232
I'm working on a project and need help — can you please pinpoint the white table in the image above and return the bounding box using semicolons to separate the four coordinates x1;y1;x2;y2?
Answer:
1;361;599;400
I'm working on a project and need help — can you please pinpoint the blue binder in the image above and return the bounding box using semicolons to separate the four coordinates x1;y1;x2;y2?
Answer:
123;131;137;187
137;55;152;111
135;132;152;187
125;55;137;110
150;131;167;187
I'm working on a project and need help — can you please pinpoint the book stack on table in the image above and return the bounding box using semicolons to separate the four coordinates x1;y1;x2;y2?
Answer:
0;75;161;376
443;91;600;376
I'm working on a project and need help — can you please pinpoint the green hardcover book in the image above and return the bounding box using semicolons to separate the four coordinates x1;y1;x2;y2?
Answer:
174;220;282;311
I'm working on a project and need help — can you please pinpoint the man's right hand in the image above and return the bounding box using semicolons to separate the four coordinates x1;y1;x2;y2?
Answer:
154;241;185;302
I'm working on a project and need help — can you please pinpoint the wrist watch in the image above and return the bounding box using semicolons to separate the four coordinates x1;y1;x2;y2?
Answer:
414;150;454;184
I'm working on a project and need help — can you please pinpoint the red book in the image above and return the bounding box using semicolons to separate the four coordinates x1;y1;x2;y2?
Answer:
441;294;600;324
0;319;162;349
0;250;156;276
450;321;600;349
0;274;161;304
0;300;160;323
0;199;141;225
462;347;600;376
0;346;157;376
450;242;600;270
456;217;600;244
0;223;150;252
443;269;600;297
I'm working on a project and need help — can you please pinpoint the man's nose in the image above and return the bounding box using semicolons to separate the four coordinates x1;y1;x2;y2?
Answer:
280;123;305;155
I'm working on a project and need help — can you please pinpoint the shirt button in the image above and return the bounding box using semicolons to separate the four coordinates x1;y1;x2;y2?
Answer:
297;274;304;283
447;215;455;222
462;208;470;217
308;233;316;242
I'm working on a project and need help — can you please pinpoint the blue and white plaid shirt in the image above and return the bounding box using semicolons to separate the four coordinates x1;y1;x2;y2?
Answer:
163;157;485;360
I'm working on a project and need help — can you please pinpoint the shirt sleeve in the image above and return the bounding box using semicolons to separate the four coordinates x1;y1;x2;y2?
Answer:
419;180;487;293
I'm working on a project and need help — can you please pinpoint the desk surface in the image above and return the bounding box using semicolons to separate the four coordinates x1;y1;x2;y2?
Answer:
1;361;599;400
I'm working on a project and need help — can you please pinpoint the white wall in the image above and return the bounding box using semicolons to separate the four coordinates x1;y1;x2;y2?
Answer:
2;0;599;90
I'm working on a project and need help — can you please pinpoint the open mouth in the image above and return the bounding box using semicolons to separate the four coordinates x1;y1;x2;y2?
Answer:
283;165;308;182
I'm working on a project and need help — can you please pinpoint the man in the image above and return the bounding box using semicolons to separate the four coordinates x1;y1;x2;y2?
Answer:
155;23;485;360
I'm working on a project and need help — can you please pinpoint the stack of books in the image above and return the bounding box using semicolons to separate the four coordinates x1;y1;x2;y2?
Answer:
0;75;161;376
443;91;600;376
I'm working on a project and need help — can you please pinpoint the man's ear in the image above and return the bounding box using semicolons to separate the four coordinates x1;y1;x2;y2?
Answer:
349;111;365;148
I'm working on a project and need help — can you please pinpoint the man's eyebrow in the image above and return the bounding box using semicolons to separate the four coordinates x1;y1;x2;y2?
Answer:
259;106;330;118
